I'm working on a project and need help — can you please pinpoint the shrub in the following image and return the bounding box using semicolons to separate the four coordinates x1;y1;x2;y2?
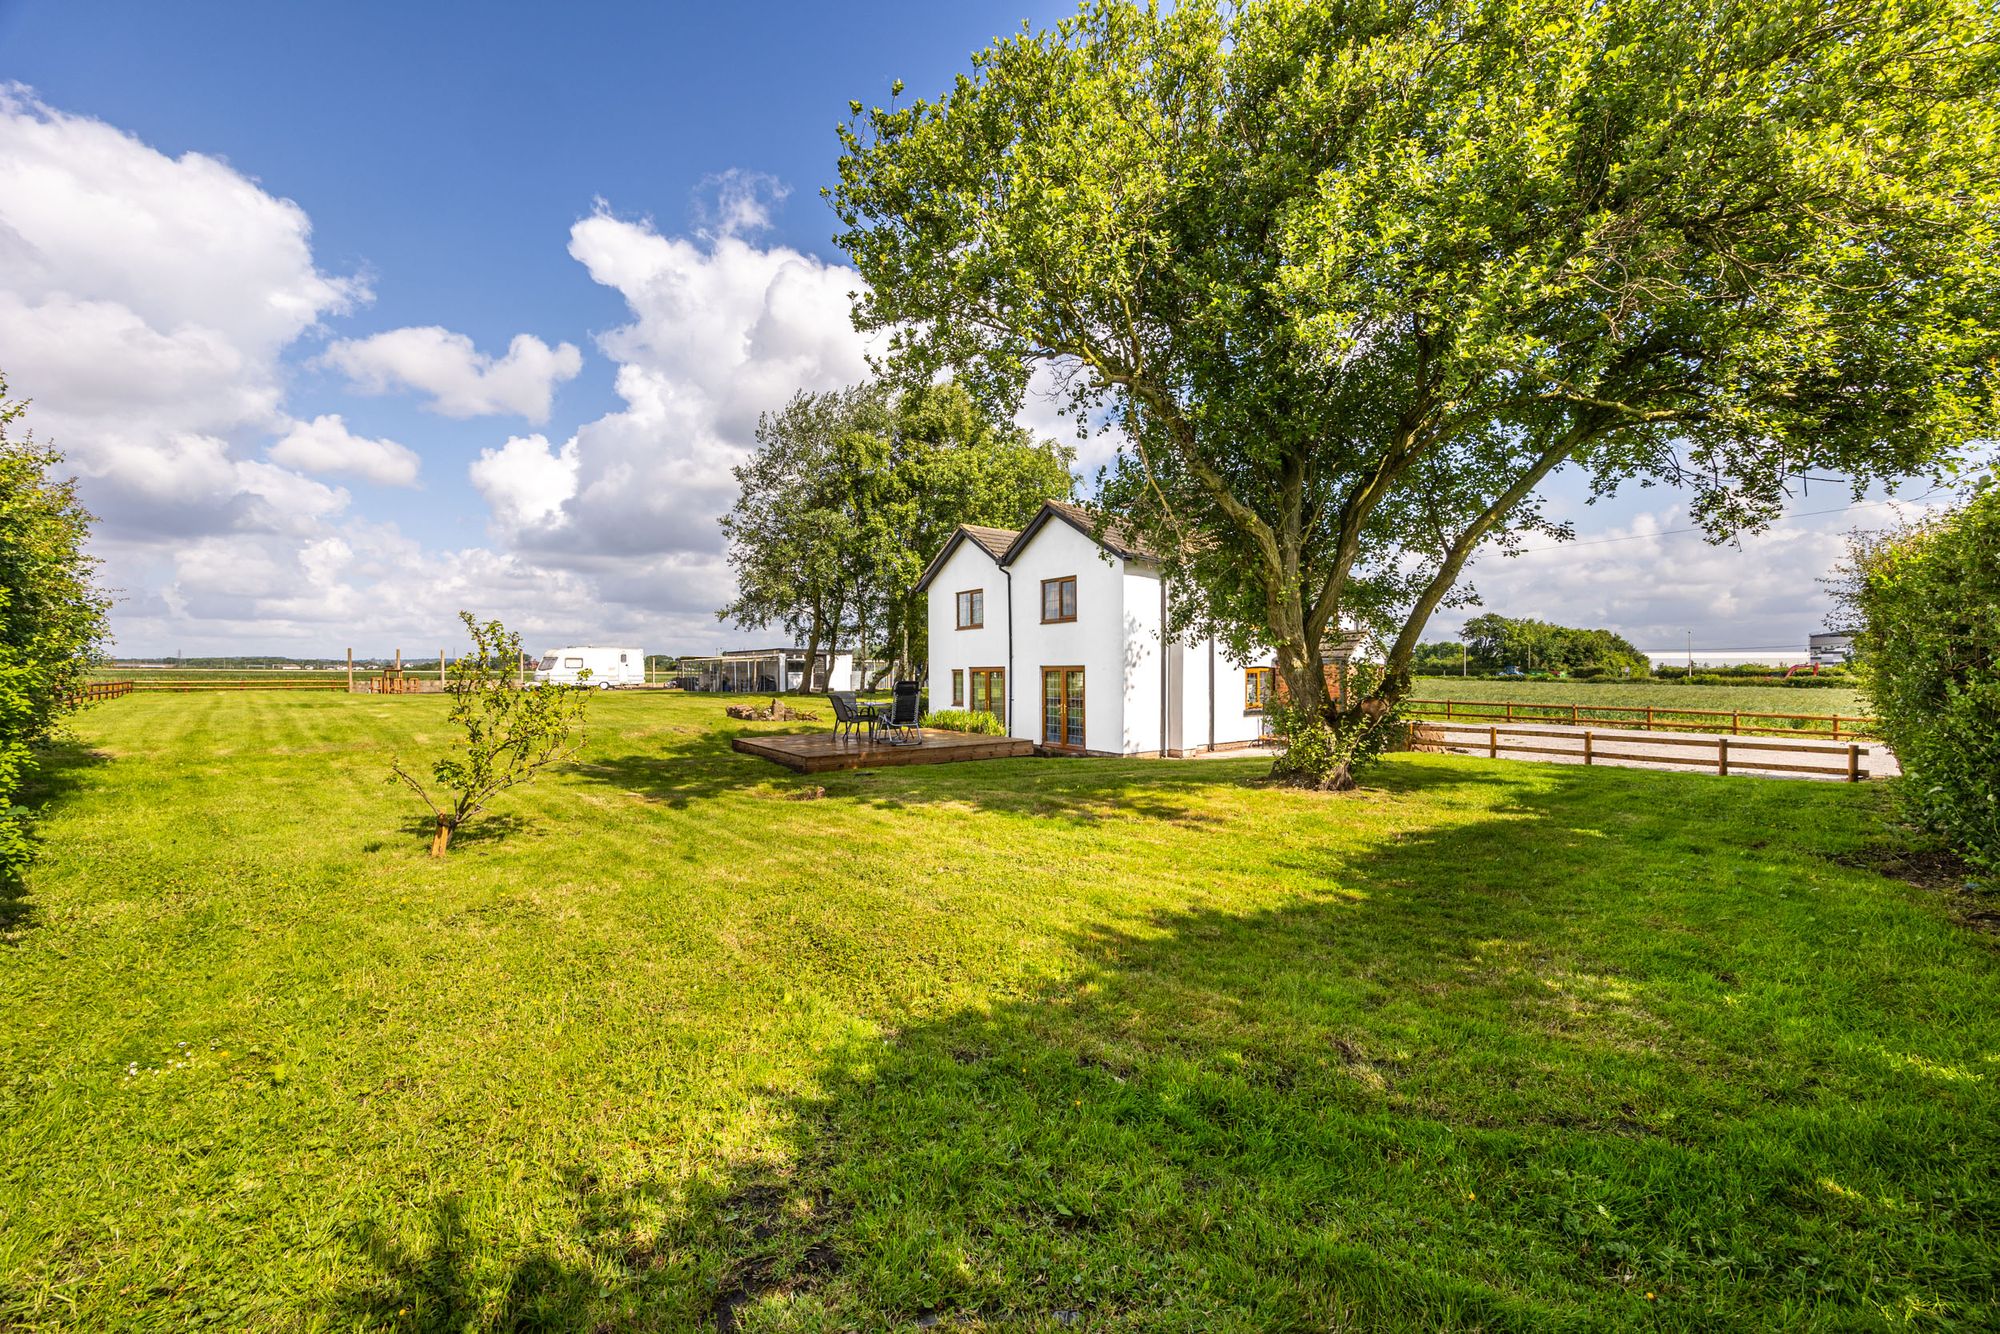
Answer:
1843;489;2000;871
922;708;1007;736
0;379;109;894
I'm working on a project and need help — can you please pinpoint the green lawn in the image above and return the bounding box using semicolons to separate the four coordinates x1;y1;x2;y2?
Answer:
2;693;1994;1330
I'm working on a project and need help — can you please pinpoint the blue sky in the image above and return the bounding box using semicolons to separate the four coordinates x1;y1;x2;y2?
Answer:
0;1;1959;658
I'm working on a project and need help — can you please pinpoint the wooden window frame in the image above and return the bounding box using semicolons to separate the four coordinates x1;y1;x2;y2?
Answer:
951;668;964;707
1040;665;1086;750
1040;575;1078;624
1245;666;1275;713
970;666;1005;727
955;588;984;630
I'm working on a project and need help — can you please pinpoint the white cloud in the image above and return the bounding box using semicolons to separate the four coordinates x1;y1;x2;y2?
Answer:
1437;489;1954;651
470;433;578;530
696;169;789;240
323;327;582;422
0;85;366;549
269;414;421;487
0;85;362;352
476;203;876;566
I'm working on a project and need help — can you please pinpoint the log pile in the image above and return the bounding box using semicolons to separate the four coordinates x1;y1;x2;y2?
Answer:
725;697;821;722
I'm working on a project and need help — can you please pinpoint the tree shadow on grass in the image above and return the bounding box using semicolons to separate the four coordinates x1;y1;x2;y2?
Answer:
320;761;1978;1330
2;741;112;937
389;810;532;853
710;768;1993;1330
569;721;1519;828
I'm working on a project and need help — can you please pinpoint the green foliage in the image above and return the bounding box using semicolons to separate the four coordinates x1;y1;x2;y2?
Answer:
921;708;1007;736
388;613;591;856
720;382;1071;685
1268;663;1404;789
0;375;109;893
833;0;2000;775
1844;488;2000;869
1460;614;1648;677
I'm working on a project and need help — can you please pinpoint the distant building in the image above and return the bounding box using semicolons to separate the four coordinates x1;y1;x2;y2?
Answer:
1809;632;1856;667
678;647;856;693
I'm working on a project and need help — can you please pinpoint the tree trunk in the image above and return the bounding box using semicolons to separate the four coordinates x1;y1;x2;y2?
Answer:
1275;636;1330;722
430;818;454;858
800;607;824;696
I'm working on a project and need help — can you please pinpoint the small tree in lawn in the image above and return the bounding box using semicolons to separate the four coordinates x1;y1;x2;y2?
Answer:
389;612;591;857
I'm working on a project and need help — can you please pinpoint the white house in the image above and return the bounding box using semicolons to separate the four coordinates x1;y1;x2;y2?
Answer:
918;500;1352;757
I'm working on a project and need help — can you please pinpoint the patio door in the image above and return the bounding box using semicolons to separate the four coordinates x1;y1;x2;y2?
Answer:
970;667;1005;727
1041;667;1084;749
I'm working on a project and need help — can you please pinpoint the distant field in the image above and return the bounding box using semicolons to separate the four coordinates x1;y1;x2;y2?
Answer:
94;667;360;683
1408;675;1869;724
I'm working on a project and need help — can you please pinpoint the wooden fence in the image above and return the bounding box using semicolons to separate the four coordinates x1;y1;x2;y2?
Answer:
69;680;134;703
1418;721;1872;781
1406;697;1877;740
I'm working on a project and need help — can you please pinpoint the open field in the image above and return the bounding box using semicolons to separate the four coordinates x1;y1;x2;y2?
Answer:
3;692;1995;1329
1409;676;1869;723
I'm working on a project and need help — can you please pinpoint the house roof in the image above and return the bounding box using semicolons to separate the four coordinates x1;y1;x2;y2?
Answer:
914;501;1162;596
1000;499;1158;566
913;523;1021;592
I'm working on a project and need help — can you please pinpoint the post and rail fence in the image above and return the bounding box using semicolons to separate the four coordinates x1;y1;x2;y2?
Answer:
64;680;134;704
1404;697;1878;741
1412;720;1872;782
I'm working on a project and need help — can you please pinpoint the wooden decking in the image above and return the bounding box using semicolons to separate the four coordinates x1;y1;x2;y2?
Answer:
731;728;1035;774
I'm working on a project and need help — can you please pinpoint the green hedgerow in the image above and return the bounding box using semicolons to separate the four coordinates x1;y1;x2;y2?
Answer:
1842;486;2000;871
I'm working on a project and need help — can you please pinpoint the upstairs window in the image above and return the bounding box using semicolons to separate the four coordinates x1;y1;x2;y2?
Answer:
1245;667;1275;712
1040;576;1078;623
955;589;984;629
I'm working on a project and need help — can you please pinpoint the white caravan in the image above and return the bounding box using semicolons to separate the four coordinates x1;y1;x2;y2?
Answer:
534;645;645;688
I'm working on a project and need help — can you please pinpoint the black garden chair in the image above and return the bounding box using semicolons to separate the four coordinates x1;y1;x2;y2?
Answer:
827;691;869;741
875;680;923;745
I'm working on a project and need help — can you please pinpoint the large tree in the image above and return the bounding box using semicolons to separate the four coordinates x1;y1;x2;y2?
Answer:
719;386;879;692
719;382;1072;685
832;0;2000;786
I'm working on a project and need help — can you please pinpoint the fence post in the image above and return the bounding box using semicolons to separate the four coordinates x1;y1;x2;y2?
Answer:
346;647;353;693
1833;716;1842;741
1506;702;1515;721
1732;711;1740;735
1489;725;1497;759
1645;705;1654;732
1446;699;1454;719
1584;730;1593;766
1571;703;1579;725
1847;744;1860;783
1718;737;1729;776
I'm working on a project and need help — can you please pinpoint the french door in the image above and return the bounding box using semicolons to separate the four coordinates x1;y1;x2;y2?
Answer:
1041;667;1084;749
970;667;1005;727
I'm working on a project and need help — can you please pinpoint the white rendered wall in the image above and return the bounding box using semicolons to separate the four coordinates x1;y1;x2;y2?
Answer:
925;541;1009;716
1006;522;1129;753
1121;566;1168;755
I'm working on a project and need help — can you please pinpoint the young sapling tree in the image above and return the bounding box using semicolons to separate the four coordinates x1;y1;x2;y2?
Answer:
389;612;591;856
